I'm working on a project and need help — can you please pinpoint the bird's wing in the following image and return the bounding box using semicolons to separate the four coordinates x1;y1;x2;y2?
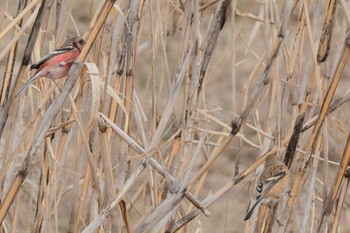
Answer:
256;171;286;199
30;46;74;70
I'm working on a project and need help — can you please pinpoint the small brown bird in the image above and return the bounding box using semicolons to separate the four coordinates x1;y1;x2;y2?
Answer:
244;155;290;221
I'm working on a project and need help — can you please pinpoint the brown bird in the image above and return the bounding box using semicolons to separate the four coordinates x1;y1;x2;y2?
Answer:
244;155;290;221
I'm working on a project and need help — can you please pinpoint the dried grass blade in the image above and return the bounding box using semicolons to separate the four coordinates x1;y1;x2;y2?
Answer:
99;113;211;216
317;0;337;62
284;33;350;227
331;178;349;233
99;113;145;154
82;164;146;233
167;182;233;233
0;0;40;41
81;63;101;124
148;47;191;149
196;0;229;100
0;0;28;107
119;200;133;233
135;192;184;233
0;0;115;224
317;133;350;230
68;94;101;198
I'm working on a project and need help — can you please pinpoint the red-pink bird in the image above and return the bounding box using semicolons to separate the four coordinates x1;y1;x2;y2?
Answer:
16;38;85;96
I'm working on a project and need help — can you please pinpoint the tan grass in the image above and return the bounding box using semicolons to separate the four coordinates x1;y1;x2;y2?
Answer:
0;0;350;232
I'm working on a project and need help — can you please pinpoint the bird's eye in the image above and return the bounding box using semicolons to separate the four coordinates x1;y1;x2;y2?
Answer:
59;62;66;67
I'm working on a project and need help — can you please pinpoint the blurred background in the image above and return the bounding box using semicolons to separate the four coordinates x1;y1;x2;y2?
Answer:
1;0;350;232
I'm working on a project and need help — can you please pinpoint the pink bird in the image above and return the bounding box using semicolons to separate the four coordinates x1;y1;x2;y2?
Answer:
16;38;85;96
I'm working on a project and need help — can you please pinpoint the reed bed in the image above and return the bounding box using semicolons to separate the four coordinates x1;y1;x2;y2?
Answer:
0;0;350;232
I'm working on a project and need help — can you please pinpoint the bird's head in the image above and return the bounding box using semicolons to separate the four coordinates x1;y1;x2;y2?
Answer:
72;38;86;51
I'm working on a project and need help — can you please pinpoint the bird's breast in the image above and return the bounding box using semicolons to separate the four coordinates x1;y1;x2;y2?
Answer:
44;62;74;80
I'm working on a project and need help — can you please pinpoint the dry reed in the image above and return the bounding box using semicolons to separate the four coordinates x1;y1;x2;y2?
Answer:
0;0;350;232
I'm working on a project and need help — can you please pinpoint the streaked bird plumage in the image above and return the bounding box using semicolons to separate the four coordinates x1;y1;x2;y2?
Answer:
244;155;289;221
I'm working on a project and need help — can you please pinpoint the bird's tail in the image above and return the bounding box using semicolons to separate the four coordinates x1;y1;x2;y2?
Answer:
16;70;44;97
244;197;264;221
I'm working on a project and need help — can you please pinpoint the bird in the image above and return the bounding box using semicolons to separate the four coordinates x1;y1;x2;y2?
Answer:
16;37;86;97
244;154;290;221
